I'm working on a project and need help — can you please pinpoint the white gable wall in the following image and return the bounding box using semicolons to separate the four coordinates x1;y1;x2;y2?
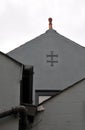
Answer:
8;30;85;104
0;53;22;130
31;79;85;130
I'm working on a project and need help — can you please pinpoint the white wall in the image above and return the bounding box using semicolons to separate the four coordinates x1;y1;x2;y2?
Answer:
8;30;85;104
0;53;22;130
31;79;85;130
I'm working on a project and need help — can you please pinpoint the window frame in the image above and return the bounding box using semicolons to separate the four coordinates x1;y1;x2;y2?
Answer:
35;90;61;105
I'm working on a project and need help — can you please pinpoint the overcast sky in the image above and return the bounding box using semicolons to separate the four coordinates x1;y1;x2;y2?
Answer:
0;0;85;53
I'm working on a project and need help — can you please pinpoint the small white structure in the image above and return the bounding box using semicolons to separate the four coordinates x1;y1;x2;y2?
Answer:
31;78;85;130
0;51;23;130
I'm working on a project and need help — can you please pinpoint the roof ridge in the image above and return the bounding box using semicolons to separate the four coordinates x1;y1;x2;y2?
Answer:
7;32;45;54
7;28;85;55
0;51;23;66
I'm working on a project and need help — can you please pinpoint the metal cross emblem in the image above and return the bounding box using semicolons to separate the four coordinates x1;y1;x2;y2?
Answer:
46;51;58;67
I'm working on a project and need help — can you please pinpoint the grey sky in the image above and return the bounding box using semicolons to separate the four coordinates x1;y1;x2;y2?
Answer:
0;0;85;53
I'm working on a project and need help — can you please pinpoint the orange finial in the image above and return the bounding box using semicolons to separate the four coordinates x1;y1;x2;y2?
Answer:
48;17;53;29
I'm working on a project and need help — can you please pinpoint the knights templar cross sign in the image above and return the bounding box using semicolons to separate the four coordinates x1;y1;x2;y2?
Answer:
46;51;58;67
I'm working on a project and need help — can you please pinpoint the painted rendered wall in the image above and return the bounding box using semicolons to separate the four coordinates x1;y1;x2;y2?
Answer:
0;53;22;130
8;29;85;104
30;79;85;130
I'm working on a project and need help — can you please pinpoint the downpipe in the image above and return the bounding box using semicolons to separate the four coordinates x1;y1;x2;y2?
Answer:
0;106;28;129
